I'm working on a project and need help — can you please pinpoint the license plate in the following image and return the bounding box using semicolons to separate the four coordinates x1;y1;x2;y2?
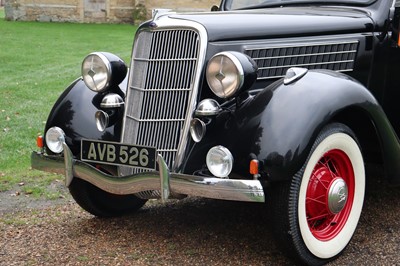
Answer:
81;139;156;170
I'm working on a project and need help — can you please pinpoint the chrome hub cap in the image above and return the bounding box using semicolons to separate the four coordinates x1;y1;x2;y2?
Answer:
327;178;348;214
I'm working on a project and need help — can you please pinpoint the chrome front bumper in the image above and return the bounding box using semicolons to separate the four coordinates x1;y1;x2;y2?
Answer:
31;144;265;203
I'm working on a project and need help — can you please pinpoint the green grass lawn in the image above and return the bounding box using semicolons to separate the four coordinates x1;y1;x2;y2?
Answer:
0;17;137;193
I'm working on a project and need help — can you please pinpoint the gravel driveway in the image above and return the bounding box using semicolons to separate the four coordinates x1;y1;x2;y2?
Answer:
1;166;399;265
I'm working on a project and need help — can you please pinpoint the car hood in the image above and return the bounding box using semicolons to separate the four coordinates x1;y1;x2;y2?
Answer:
167;7;374;41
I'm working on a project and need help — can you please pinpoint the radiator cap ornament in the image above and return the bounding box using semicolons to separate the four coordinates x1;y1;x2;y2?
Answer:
284;67;308;85
152;9;172;21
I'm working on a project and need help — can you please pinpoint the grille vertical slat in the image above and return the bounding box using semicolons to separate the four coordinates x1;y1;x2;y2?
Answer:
121;28;200;175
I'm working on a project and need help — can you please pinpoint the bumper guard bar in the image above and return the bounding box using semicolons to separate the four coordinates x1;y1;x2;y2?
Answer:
31;143;265;203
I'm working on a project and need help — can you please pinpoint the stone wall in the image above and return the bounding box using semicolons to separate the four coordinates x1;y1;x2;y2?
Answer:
146;0;217;12
4;0;82;22
4;0;218;23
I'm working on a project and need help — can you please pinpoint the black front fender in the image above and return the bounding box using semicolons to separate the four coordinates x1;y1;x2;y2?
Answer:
233;69;400;183
44;78;125;156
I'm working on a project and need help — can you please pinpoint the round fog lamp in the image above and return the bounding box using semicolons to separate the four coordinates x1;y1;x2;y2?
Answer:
45;127;65;154
95;110;109;132
206;145;233;178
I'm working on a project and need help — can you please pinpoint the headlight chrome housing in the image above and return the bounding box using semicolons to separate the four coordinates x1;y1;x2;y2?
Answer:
206;51;257;99
82;52;127;93
45;127;66;154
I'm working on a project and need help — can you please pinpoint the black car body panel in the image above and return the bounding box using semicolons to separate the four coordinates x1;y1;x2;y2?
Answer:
230;70;400;184
171;8;374;42
44;79;126;155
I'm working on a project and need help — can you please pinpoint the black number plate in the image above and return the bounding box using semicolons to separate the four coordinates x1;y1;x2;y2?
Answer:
81;139;156;170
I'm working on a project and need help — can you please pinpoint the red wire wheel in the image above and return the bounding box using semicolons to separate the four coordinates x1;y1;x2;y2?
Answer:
305;149;355;241
296;124;365;262
268;124;365;265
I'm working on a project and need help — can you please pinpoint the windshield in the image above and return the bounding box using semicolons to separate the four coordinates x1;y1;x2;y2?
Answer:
225;0;376;10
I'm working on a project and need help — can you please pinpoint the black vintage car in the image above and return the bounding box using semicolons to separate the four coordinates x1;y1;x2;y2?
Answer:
32;0;400;264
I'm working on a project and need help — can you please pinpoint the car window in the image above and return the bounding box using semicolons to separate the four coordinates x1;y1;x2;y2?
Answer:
226;0;376;10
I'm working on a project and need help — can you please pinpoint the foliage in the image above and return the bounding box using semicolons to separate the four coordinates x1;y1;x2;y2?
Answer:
0;18;137;195
133;3;148;24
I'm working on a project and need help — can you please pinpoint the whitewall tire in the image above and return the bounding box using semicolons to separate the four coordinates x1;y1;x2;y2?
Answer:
269;123;365;265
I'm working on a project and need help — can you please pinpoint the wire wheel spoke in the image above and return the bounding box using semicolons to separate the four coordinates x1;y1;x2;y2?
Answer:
306;194;325;205
306;147;357;241
307;213;335;230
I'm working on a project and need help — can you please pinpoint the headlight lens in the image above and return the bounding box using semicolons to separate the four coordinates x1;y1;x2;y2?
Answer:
82;52;111;92
206;52;244;98
81;52;127;93
206;145;234;178
45;127;65;154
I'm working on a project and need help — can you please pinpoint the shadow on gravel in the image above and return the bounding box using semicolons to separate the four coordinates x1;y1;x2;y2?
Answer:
66;198;291;265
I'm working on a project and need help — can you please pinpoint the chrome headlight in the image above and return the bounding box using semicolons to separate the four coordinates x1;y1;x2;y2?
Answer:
45;127;65;154
82;52;127;93
206;51;257;99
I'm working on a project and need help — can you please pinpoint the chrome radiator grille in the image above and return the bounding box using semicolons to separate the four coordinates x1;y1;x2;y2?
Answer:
245;41;359;80
121;29;200;174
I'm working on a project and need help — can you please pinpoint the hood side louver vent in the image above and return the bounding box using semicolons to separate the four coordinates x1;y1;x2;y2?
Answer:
246;41;359;80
